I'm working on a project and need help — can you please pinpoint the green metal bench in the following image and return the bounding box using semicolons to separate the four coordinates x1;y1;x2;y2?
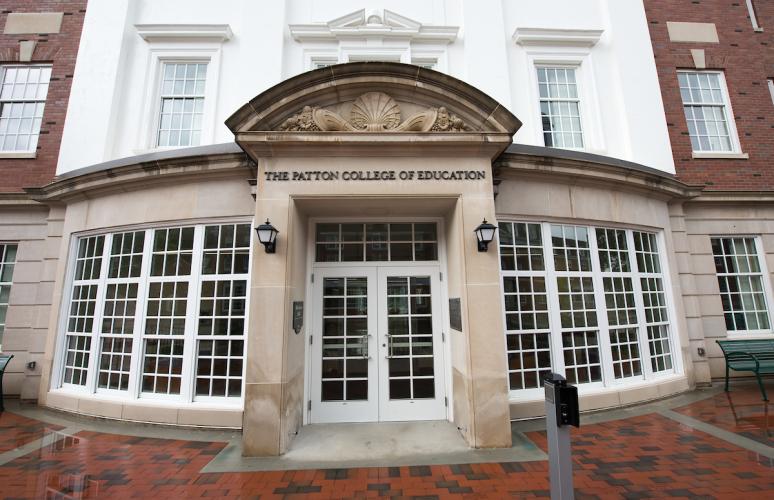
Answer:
717;339;774;401
0;354;13;412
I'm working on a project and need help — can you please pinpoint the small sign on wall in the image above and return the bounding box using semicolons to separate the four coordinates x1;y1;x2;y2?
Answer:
293;301;304;334
449;298;462;332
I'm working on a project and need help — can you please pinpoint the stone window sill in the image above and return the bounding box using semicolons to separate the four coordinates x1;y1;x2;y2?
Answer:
692;151;749;160
0;152;36;159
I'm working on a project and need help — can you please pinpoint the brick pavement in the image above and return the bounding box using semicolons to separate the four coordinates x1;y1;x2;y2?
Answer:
0;384;772;499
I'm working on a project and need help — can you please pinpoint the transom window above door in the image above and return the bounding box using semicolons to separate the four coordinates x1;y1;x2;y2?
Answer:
315;223;438;262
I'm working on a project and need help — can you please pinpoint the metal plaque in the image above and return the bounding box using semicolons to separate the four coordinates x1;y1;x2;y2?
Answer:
292;301;304;334
449;298;462;332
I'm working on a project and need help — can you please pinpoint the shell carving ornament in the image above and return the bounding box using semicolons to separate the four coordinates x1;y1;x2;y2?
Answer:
278;91;468;132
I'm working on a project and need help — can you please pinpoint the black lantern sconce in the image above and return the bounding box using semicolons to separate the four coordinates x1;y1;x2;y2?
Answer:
474;219;497;252
255;219;279;253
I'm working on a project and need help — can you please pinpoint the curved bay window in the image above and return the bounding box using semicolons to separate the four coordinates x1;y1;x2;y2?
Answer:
499;221;676;395
57;222;251;404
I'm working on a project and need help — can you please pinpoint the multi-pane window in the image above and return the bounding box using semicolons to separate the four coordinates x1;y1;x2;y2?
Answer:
315;223;438;263
598;229;642;379
553;224;601;385
386;276;436;399
537;67;584;149
677;71;737;153
156;62;207;147
711;237;771;333
0;244;18;350
195;223;250;399
0;65;51;152
499;222;676;394
59;222;251;403
63;236;104;386
321;277;369;401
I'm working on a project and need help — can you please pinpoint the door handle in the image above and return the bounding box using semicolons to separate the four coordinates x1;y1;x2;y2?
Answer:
360;334;370;359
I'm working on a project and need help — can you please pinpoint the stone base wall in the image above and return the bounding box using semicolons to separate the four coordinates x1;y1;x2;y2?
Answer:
681;201;774;379
0;202;61;399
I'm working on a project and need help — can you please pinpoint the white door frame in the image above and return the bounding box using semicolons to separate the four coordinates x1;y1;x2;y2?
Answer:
303;217;453;425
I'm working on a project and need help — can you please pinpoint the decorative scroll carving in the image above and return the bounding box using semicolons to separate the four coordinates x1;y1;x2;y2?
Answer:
277;92;468;132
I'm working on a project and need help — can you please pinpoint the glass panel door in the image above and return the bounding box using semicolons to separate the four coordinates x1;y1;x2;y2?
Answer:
310;266;446;423
310;268;378;423
378;267;446;421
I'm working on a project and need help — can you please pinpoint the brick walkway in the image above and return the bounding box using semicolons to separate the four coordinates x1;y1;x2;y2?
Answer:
0;384;772;499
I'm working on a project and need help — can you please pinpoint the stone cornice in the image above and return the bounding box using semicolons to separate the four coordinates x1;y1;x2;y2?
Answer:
135;24;233;43
512;27;604;47
496;150;702;201
289;9;458;43
26;151;252;203
686;191;774;204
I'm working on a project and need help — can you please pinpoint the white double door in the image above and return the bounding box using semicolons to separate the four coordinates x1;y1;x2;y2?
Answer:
310;266;446;423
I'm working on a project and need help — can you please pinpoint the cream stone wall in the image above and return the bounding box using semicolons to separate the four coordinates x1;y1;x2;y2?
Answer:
682;202;774;380
39;169;255;427
242;154;512;454
0;203;58;399
494;168;694;417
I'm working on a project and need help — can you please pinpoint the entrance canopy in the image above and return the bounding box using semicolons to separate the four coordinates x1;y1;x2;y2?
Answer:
226;62;521;158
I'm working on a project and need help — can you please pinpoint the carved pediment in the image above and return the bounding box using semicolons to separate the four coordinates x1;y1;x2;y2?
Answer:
278;92;467;133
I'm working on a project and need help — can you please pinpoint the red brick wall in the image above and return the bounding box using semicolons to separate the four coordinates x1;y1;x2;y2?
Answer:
644;0;774;190
0;2;86;193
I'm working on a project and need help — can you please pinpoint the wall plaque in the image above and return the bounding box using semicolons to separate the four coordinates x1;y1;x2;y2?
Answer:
449;298;462;332
292;301;304;334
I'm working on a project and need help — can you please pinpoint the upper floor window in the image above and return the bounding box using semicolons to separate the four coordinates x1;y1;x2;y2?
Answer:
537;67;584;150
678;71;740;153
156;62;207;148
0;65;51;153
711;237;772;333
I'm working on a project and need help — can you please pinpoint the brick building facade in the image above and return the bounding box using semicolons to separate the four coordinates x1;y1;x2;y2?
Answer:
0;2;86;193
644;0;774;190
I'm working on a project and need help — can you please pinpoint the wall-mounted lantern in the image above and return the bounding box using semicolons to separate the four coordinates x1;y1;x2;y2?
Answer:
255;219;279;253
474;219;497;252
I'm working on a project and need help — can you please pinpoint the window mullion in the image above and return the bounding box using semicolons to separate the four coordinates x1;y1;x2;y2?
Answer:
181;225;205;403
86;234;113;394
129;229;154;399
541;222;565;377
588;228;615;387
627;230;654;380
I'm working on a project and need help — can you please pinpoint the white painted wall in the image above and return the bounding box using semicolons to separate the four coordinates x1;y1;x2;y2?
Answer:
57;0;675;175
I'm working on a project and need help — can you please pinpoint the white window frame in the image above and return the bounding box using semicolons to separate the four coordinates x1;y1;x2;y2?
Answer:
746;0;763;32
136;46;222;154
0;243;18;351
499;221;682;402
525;50;605;154
768;79;774;106
677;70;746;158
710;235;774;338
0;64;52;158
51;219;252;407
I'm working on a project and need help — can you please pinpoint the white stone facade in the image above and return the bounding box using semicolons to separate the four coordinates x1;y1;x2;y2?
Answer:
57;0;674;174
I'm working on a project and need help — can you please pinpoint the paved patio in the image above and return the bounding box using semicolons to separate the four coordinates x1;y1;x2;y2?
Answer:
0;381;772;499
